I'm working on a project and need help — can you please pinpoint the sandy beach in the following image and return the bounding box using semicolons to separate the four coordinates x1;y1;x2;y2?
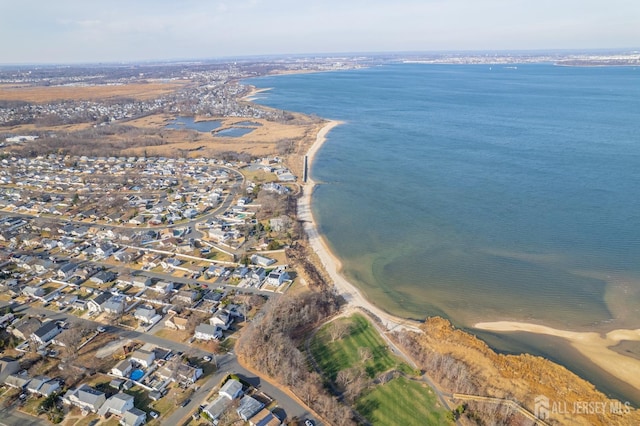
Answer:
474;321;640;391
299;120;423;333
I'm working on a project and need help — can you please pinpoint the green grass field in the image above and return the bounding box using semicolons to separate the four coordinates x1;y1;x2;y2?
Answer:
311;313;402;380
311;313;452;426
356;376;453;426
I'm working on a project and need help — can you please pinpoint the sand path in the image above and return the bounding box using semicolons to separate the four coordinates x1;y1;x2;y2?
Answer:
474;321;640;391
299;120;422;333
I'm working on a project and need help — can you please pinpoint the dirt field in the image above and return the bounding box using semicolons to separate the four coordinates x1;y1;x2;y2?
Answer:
0;81;188;103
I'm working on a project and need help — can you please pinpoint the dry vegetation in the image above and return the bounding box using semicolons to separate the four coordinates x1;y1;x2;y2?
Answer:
394;317;640;426
0;81;187;103
236;289;355;426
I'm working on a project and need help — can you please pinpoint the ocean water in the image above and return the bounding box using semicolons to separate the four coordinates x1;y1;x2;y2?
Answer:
247;64;640;399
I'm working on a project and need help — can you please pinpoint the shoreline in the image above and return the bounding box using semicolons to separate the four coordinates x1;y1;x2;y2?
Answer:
298;120;423;333
300;120;640;397
474;321;640;392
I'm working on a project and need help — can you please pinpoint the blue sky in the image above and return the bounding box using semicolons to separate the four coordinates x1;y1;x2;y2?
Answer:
1;0;639;64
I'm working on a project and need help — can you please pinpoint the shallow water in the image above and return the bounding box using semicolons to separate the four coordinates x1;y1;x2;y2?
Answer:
246;64;640;401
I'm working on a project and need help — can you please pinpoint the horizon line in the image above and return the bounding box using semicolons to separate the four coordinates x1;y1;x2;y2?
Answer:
1;47;639;68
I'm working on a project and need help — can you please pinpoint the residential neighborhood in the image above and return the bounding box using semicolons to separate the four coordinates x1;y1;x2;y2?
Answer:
0;151;305;425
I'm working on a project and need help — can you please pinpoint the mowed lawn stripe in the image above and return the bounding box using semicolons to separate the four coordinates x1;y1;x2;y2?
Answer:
356;376;453;426
311;314;404;381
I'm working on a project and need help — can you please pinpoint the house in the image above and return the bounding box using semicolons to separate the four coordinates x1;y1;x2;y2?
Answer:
26;376;59;396
0;313;14;328
133;305;159;324
160;258;182;270
129;216;146;226
120;407;147;426
103;295;126;314
98;392;135;417
203;395;231;421
113;250;136;263
183;208;198;219
219;378;243;400
4;373;31;389
90;270;117;285
111;359;133;377
57;262;79;279
208;228;230;243
0;356;20;382
87;292;111;313
203;291;224;304
249;267;266;284
205;265;225;278
31;321;61;345
174;290;198;304
237;395;265;422
250;254;276;267
132;276;153;288
209;310;233;330
157;362;202;386
26;376;48;394
56;293;78;308
130;349;155;368
250;408;282;426
39;379;61;397
95;242;116;258
266;270;290;287
22;286;44;298
232;266;249;279
141;253;161;268
194;323;223;341
164;314;189;331
11;317;41;340
62;384;107;413
153;280;174;294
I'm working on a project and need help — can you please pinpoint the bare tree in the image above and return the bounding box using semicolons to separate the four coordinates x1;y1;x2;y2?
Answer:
358;346;373;364
328;321;351;343
58;324;90;364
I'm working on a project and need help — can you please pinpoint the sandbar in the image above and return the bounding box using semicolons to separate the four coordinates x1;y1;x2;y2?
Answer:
474;321;640;391
299;120;422;333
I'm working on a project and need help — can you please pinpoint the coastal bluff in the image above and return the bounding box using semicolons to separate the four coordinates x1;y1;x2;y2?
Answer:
397;317;639;425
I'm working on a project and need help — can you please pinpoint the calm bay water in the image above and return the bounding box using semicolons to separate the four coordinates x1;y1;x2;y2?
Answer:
247;64;640;400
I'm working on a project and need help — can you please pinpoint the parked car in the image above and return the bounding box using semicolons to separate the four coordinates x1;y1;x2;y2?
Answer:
149;411;159;419
304;420;315;426
181;399;191;407
203;355;212;362
96;326;106;333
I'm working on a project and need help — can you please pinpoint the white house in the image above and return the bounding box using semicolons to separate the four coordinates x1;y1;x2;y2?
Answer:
98;392;135;417
62;384;107;413
209;310;233;331
31;321;61;345
87;292;111;313
120;407;147;426
250;254;276;267
133;306;159;324
265;270;290;287
219;378;243;400
153;281;174;294
130;349;155;368
194;323;223;341
111;359;133;378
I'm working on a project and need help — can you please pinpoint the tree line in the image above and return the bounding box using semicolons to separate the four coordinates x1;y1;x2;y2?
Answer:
236;289;356;426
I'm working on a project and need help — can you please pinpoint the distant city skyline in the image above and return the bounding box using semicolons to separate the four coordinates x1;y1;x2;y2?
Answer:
1;0;639;64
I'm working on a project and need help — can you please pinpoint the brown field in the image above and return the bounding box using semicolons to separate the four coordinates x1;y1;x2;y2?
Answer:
122;113;324;165
0;81;188;103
